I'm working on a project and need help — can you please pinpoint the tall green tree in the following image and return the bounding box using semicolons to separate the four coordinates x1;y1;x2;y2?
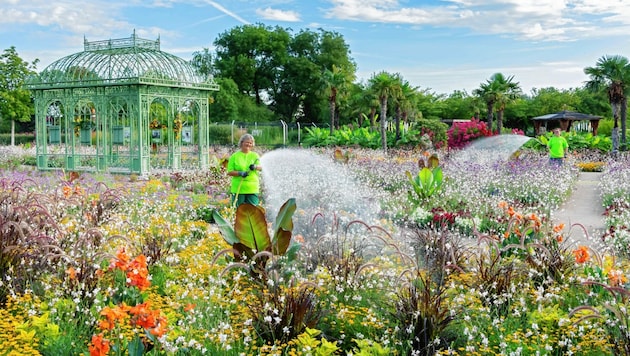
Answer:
214;24;291;105
190;47;215;79
473;73;521;133
394;78;417;140
369;71;402;150
584;55;630;151
0;46;38;146
320;64;349;133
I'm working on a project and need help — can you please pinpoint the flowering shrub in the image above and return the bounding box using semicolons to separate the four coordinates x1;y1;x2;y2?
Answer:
446;118;494;149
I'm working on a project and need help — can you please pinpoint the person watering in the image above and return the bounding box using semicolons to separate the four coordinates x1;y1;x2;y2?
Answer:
548;128;568;166
227;134;261;207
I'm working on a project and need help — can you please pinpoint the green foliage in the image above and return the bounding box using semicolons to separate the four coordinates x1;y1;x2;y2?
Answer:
406;153;443;202
522;131;612;152
213;198;297;261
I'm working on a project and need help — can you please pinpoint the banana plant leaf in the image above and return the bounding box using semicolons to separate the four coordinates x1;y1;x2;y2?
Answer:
212;209;239;246
234;204;271;253
272;198;296;255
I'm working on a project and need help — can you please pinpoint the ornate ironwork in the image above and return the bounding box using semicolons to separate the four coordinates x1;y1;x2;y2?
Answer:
27;33;218;175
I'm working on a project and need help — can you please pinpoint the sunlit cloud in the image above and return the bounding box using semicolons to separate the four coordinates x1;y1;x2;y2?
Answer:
256;7;300;22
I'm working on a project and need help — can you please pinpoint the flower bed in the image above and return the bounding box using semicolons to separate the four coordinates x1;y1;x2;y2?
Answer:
0;147;629;355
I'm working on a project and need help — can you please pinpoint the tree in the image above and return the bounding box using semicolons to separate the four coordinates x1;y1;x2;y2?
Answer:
584;55;630;152
369;71;402;151
214;24;291;105
0;46;38;146
320;64;349;133
190;48;216;79
473;73;521;133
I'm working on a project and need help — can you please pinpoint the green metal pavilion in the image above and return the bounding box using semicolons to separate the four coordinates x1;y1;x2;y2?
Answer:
26;32;219;175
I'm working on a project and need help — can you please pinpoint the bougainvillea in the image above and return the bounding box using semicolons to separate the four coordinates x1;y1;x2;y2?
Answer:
447;118;494;149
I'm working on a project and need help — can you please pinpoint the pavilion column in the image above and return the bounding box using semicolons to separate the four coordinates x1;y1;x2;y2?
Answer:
590;119;599;136
533;121;542;135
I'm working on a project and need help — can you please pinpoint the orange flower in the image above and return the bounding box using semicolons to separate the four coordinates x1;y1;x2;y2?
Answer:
149;315;169;337
184;303;196;312
608;269;627;287
127;255;150;290
498;201;508;209
111;248;131;271
99;304;131;330
129;302;157;329
88;333;110;356
553;223;565;233
62;185;72;198
555;234;563;243
66;267;77;281
573;246;590;264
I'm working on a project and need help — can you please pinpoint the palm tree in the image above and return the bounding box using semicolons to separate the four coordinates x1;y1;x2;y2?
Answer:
320;64;349;134
394;78;418;141
473;73;521;133
584;55;630;152
368;71;402;151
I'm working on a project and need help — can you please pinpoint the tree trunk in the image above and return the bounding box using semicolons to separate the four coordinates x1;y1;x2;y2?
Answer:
10;120;15;146
497;109;504;134
612;102;620;153
486;103;494;133
622;97;627;150
380;98;388;151
395;106;401;141
370;108;376;131
329;98;335;134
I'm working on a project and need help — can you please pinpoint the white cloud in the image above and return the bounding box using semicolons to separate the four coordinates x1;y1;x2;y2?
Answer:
324;0;630;42
256;7;300;21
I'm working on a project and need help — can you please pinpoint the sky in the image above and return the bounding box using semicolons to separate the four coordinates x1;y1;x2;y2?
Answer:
2;0;630;95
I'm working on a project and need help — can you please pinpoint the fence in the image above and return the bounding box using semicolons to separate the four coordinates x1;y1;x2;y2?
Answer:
210;121;317;147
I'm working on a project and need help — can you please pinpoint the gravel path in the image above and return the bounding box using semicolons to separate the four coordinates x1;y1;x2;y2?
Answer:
551;172;609;251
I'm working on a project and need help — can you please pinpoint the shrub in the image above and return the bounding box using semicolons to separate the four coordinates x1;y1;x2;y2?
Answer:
447;118;494;149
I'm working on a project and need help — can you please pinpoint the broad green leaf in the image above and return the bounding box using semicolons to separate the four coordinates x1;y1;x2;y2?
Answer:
212;209;239;245
234;204;271;252
272;198;296;255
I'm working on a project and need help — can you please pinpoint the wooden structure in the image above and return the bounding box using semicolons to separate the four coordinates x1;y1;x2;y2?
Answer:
531;110;602;135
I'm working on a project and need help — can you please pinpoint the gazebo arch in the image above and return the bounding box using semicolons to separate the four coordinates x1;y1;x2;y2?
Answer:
26;32;219;175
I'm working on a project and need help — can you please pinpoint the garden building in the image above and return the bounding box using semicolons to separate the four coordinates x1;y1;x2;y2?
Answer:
26;32;219;175
531;110;602;136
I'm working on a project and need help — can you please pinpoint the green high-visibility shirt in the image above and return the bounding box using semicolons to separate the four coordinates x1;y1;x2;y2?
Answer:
548;136;568;158
227;151;260;194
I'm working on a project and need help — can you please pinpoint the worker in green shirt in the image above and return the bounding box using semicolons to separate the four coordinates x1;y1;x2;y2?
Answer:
227;133;262;207
548;128;568;166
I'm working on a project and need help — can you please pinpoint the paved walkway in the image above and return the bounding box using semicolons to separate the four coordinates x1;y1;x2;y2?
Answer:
550;172;608;250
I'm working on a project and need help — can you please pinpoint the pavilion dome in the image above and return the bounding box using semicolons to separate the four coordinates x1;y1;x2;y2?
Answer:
34;33;209;87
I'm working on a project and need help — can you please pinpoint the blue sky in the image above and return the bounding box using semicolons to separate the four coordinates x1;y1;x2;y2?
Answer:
2;0;630;95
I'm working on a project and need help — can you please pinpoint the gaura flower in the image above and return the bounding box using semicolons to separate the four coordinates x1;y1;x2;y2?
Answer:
573;246;590;264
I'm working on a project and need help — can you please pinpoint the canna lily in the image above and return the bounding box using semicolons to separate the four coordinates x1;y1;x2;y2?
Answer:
88;333;110;356
573;246;590;264
607;269;627;287
111;248;131;271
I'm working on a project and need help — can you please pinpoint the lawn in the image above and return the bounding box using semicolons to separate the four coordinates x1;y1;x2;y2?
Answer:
1;145;629;356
